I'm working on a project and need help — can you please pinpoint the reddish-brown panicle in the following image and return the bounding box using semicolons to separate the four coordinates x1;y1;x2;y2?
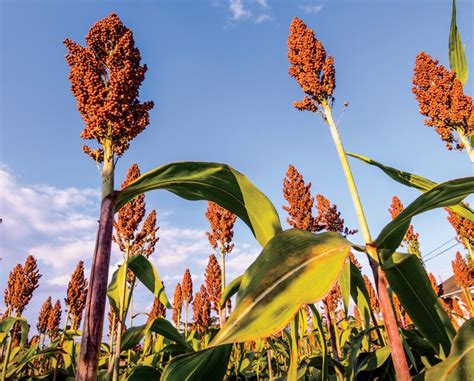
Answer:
205;254;222;312
132;210;159;258
172;283;183;327
182;269;193;305
412;52;473;150
48;300;62;337
148;297;166;323
65;261;88;330
64;13;154;161
446;209;474;247
363;275;380;316
315;194;357;236
4;255;41;315
288;17;335;112
193;285;211;332
428;273;441;296
206;202;237;255
37;297;53;335
452;252;473;289
282;165;317;232
389;196;420;251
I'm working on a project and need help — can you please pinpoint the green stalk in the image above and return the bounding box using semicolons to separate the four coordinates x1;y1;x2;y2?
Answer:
288;316;299;381
458;130;474;163
1;333;13;381
113;244;130;381
321;103;411;381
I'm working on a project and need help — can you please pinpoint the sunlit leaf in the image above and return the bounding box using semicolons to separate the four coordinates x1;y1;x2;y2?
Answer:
212;229;352;345
449;0;468;85
116;162;282;247
107;264;128;314
128;255;170;308
220;275;242;308
347;153;474;221
149;318;190;351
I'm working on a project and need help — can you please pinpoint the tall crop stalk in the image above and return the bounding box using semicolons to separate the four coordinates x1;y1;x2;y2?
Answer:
321;102;411;380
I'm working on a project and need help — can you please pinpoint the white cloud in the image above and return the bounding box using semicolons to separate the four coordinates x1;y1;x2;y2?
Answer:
229;0;251;20
255;14;271;24
223;0;272;24
300;4;323;15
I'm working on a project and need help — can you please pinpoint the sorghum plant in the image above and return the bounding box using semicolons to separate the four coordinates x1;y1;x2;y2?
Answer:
65;261;88;330
181;269;193;335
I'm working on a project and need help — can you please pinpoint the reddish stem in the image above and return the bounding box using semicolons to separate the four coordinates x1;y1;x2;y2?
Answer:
76;195;116;381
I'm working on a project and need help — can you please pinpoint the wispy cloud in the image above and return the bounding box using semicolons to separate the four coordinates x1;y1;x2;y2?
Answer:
300;3;323;15
222;0;272;24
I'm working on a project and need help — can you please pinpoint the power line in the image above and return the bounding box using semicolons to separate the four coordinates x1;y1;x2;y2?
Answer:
423;237;456;258
424;242;460;263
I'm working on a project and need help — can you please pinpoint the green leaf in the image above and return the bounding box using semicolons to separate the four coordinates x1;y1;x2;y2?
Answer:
355;346;392;374
127;365;161;381
339;259;351;314
347;153;474;221
115;162;282;247
220;275;242;308
121;324;147;351
308;304;328;380
382;252;455;358
348;262;372;326
161;344;232;381
449;0;468;86
212;229;352;345
128;255;171;308
425;318;474;380
148;318;190;351
107;264;128;314
375;177;474;256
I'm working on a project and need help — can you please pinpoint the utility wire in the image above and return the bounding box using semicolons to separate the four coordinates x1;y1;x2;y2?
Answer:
424;242;460;263
422;237;456;258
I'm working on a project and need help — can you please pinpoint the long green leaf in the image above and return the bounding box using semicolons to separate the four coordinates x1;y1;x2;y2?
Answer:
127;365;161;381
382;252;455;358
220;275;242;308
449;0;468;86
375;177;474;256
347;153;474;221
425;318;474;380
115;162;282;247
161;345;232;381
121;325;147;351
149;318;190;350
339;259;351;314
128;255;171;308
348;262;372;326
212;229;352;345
107;264;128;314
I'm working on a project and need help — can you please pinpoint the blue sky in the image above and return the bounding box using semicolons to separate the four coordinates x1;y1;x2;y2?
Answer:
1;0;472;328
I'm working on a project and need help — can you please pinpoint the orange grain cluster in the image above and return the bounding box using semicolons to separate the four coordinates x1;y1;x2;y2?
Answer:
64;13;154;161
452;252;473;289
65;261;88;330
148;297;166;323
315;194;357;236
412;52;473;150
172;283;183;327
206;202;237;255
37;297;52;335
446;209;474;247
205;254;222;313
182;269;193;305
48;300;62;338
192;285;211;332
4;255;41;315
288;17;335;112
363;275;380;316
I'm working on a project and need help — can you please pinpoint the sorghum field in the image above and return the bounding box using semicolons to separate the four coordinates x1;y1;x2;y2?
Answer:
1;1;473;380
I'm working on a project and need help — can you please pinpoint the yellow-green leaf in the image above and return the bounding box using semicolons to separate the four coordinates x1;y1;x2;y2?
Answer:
212;229;352;345
449;0;468;86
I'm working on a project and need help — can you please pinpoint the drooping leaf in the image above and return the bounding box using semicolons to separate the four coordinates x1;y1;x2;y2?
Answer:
121;324;148;352
347;153;474;221
161;344;232;381
127;365;161;381
348;262;372;326
149;318;190;351
425;318;474;380
107;264;128;314
115;162;282;247
128;255;171;308
449;0;468;85
212;229;352;345
375;177;474;257
355;346;392;374
220;275;242;308
382;252;455;358
339;259;351;314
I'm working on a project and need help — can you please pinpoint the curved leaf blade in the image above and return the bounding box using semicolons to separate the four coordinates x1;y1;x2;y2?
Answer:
212;229;352;345
220;275;242;308
127;365;161;381
128;255;170;308
347;153;474;221
425;318;474;380
375;177;474;255
149;318;190;350
449;0;468;85
161;344;232;381
116;162;282;247
383;252;455;357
